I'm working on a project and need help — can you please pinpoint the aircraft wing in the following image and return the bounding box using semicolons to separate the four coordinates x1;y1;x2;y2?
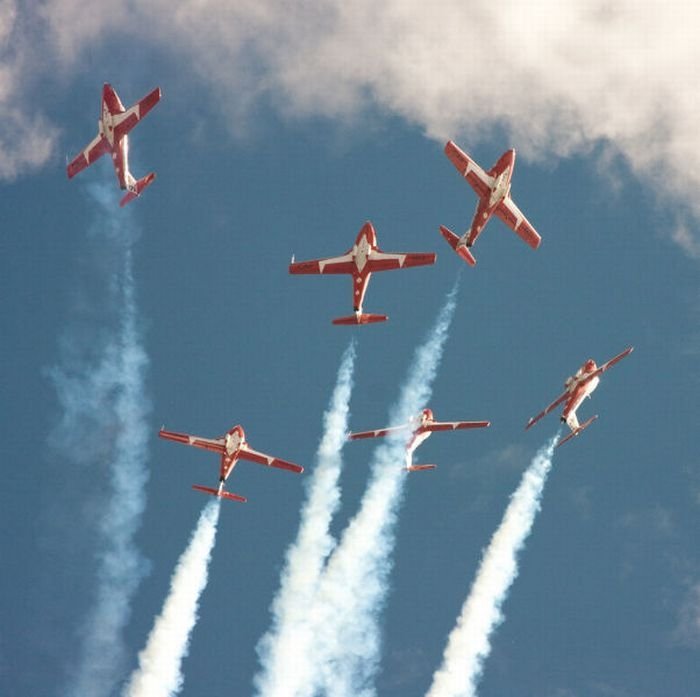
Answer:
444;140;493;198
113;87;162;140
66;133;111;179
494;197;542;250
367;250;436;272
590;346;634;380
526;391;569;430
348;424;409;440
238;446;304;473
423;420;490;432
289;253;355;275
159;428;225;454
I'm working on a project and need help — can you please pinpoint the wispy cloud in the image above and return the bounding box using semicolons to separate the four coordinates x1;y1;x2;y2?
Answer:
0;2;57;178
123;500;221;697
671;223;700;260
48;186;150;697
254;341;356;697
427;435;558;697
673;582;700;648
303;283;458;697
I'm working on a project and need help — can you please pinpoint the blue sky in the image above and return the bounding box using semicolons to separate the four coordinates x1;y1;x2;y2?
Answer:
2;3;700;696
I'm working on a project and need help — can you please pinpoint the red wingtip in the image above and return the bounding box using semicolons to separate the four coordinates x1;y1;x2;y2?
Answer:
332;313;388;326
119;172;156;207
439;226;476;266
556;415;598;448
192;484;246;503
407;464;437;472
456;245;476;266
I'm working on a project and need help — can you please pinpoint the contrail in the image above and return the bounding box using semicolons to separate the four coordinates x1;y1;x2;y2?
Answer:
49;186;151;697
253;341;357;697
123;500;221;697
307;284;459;697
426;435;559;697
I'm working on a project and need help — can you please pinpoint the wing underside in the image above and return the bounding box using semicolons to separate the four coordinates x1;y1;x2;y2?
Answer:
423;420;490;432
349;424;409;440
494;197;541;249
113;87;162;140
444;140;493;198
159;428;225;454
526;391;569;430
367;251;436;272
289;253;355;275
239;446;303;473
590;347;634;380
66;133;111;179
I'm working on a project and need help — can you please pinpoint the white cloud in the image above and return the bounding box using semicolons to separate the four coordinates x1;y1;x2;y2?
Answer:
0;1;58;178
7;0;700;257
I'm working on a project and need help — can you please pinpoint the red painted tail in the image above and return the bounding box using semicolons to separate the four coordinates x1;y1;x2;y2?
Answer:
332;312;388;326
556;415;598;448
192;484;247;503
120;172;156;207
407;464;437;472
439;226;476;266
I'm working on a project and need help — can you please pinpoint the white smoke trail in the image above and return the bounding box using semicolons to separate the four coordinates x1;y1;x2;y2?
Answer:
49;187;151;697
123;500;221;697
253;341;357;697
426;436;558;697
306;284;459;697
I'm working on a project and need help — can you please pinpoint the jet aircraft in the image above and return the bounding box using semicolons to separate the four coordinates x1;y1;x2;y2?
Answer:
289;221;436;325
526;347;634;447
440;140;541;265
159;424;303;502
348;408;490;471
67;83;161;207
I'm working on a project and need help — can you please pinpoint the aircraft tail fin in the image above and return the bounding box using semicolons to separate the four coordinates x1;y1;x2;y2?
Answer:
192;484;247;503
407;464;437;472
332;312;388;326
556;415;598;448
439;225;476;266
119;172;156;207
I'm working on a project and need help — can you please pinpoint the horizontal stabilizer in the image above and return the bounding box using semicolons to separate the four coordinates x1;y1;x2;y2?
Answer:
119;172;156;207
556;415;598;448
439;225;476;266
332;313;388;326
407;464;437;472
192;484;247;503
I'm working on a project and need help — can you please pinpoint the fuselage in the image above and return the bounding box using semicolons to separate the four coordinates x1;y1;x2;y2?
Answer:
561;360;600;429
351;225;377;311
404;409;434;467
99;84;131;190
221;425;246;480
464;148;516;246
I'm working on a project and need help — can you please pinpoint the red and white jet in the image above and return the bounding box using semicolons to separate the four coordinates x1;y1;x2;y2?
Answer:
289;221;436;325
526;347;634;447
159;424;303;502
348;408;490;471
440;140;541;266
67;83;161;207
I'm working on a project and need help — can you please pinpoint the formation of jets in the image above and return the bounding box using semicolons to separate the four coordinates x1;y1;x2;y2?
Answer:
66;84;634;501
